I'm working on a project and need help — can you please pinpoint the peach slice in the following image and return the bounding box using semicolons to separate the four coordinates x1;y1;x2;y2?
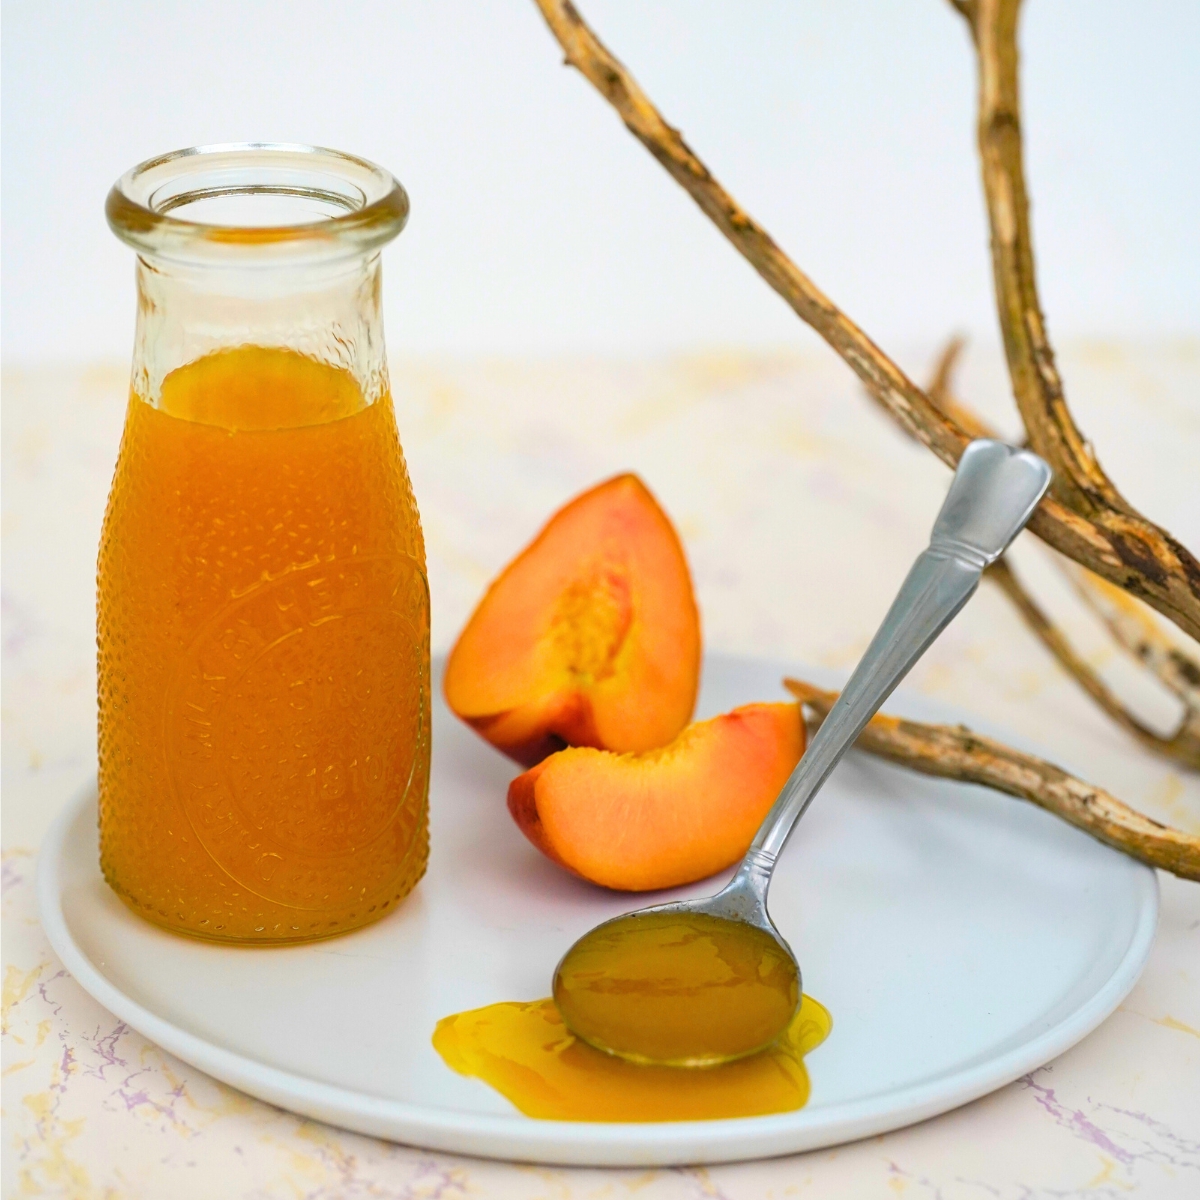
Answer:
444;474;701;766
507;702;804;891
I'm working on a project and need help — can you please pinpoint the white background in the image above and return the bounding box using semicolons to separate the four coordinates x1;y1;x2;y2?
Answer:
3;0;1198;365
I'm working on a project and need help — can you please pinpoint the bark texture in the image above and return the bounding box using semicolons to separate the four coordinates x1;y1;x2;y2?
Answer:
785;677;1200;881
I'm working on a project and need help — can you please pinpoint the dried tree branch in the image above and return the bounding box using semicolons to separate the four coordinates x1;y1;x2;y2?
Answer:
532;0;967;468
925;336;999;441
951;0;1200;633
988;558;1200;769
783;677;1200;881
923;336;1200;768
1060;563;1200;709
531;0;1200;641
947;0;979;26
961;0;1114;511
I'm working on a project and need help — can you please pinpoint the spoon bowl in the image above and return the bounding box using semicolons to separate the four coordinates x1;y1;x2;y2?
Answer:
553;439;1052;1067
553;896;799;1067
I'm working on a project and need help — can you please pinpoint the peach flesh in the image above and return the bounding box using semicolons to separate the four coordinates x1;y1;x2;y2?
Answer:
507;701;805;891
444;474;701;766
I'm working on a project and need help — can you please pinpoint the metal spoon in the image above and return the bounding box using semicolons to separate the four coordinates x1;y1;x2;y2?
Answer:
553;438;1052;1067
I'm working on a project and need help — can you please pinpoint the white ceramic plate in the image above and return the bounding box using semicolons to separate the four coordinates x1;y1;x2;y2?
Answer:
38;654;1157;1167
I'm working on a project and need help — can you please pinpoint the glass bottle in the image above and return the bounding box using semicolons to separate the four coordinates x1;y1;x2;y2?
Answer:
99;144;430;943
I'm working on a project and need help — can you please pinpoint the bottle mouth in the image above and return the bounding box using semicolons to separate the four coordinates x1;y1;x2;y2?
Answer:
107;143;409;265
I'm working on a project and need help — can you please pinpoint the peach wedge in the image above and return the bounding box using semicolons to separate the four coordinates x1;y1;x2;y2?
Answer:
507;702;805;891
444;474;701;766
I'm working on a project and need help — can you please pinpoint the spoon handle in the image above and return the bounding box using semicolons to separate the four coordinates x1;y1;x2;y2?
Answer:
745;439;1052;869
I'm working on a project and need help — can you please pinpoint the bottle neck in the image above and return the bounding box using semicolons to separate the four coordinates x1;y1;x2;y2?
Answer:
131;251;389;408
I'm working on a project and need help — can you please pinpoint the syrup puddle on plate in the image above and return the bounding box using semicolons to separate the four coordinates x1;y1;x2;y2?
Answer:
432;994;831;1122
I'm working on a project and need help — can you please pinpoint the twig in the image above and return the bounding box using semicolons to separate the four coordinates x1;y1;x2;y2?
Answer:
1060;562;1200;709
922;336;1200;768
988;559;1200;769
530;0;1200;641
925;336;999;441
532;0;966;468
956;0;1113;513
783;677;1200;881
951;0;1200;632
947;0;979;27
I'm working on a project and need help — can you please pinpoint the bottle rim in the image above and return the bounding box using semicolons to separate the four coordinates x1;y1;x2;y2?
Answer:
107;143;409;265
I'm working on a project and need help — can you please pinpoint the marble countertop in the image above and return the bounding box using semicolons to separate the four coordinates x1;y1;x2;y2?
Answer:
4;344;1199;1198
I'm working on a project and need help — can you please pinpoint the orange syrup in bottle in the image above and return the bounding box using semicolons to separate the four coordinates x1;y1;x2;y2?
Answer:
97;346;430;943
